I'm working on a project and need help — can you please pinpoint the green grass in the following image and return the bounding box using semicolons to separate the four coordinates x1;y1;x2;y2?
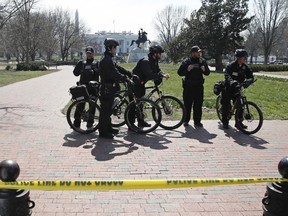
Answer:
1;63;288;120
0;69;58;87
118;63;288;120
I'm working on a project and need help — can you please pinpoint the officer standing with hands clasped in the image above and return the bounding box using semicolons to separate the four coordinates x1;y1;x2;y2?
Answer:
221;49;254;129
73;46;99;129
177;45;210;127
98;38;132;139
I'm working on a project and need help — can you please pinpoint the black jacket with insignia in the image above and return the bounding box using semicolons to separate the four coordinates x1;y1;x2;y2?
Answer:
73;58;99;84
177;57;210;85
224;60;254;84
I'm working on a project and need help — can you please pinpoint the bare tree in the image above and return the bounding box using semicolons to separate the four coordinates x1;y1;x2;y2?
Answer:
4;17;26;62
272;20;288;60
154;4;187;45
0;0;31;30
2;0;37;63
244;19;262;63
253;0;288;64
54;8;86;61
16;0;37;62
38;10;58;61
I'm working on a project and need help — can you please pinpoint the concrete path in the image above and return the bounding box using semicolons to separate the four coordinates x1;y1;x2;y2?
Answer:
254;72;288;79
0;65;287;216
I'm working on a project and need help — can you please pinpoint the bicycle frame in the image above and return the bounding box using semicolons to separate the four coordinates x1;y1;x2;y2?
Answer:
229;86;248;118
146;84;174;114
145;84;163;100
113;81;137;110
144;82;186;130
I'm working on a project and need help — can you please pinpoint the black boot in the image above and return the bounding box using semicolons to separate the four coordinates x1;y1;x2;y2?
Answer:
108;127;119;134
99;131;114;139
137;120;151;127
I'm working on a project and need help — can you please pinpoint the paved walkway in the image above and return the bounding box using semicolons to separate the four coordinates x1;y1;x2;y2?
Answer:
0;66;288;216
254;72;288;79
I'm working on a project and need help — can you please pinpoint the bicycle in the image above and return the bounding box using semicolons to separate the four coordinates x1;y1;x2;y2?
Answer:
145;82;186;130
111;77;162;134
215;79;263;135
66;81;100;134
67;78;162;134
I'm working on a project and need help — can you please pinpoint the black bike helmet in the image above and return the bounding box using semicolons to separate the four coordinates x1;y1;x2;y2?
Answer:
213;80;225;96
149;45;165;54
104;38;119;48
235;49;248;58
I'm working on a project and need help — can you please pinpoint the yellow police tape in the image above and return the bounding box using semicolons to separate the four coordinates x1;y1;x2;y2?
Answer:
0;177;288;191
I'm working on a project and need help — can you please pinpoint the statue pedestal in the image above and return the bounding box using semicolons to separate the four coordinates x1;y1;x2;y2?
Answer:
127;43;149;63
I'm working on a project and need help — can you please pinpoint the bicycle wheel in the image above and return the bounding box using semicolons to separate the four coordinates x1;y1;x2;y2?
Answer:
216;94;223;122
111;94;129;127
155;95;186;130
125;98;162;134
66;99;100;134
235;101;263;135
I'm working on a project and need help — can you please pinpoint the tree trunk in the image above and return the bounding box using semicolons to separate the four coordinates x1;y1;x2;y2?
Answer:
215;54;223;72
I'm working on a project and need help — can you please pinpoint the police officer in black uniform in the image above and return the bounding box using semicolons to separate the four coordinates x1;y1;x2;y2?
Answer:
177;45;210;127
131;44;170;127
73;46;99;128
98;38;132;139
221;49;254;129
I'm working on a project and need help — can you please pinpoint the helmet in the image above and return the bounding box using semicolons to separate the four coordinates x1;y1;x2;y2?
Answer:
235;49;248;58
104;38;119;48
149;45;164;54
85;46;94;53
213;80;225;95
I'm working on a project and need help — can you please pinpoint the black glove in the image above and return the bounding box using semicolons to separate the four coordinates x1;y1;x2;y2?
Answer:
244;79;253;88
154;78;163;86
230;80;240;88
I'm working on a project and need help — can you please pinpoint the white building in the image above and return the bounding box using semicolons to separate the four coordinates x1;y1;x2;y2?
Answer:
85;31;138;54
250;55;277;64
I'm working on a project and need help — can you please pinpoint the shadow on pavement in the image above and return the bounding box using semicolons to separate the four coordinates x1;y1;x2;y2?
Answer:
62;131;97;148
217;123;268;149
181;125;217;144
123;130;171;150
91;139;136;161
63;131;138;161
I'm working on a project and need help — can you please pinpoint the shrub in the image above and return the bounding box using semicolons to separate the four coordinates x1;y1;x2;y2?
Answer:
249;64;288;72
5;65;12;70
16;62;48;71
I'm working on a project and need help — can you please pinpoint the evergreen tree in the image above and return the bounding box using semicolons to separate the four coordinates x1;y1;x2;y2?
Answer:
173;0;253;71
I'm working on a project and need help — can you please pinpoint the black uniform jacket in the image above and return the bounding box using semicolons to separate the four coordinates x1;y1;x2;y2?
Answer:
132;54;164;84
224;60;254;84
177;57;210;85
73;58;99;84
99;51;130;84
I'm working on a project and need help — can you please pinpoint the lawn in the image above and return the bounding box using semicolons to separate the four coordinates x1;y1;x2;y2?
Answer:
1;63;287;120
119;63;288;120
0;69;58;87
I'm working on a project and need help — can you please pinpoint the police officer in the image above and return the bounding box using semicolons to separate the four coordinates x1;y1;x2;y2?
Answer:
131;44;170;127
98;38;132;139
221;49;254;129
177;45;210;127
73;46;99;129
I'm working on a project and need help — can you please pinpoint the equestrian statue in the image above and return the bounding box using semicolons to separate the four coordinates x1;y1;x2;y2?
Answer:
130;28;151;48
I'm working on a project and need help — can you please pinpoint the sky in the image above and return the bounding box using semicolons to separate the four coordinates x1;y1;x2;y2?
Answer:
37;0;254;41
